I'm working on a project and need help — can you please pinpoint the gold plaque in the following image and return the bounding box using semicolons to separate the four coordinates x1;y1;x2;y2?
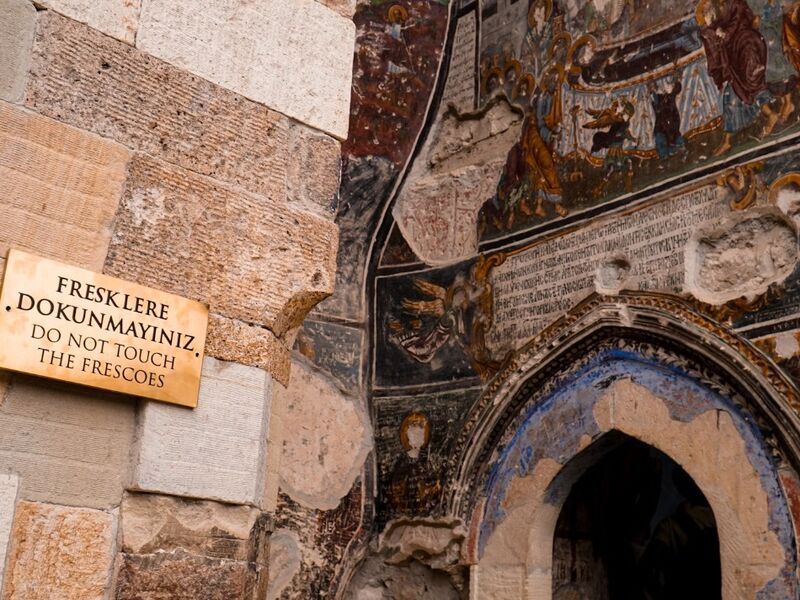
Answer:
0;250;208;407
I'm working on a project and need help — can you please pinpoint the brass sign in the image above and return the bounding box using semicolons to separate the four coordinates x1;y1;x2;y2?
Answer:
0;250;208;407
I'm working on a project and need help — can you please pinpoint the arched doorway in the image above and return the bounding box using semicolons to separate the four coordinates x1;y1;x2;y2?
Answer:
446;295;800;599
552;434;721;600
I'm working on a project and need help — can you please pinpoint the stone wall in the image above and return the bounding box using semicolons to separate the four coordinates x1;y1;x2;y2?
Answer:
0;0;356;596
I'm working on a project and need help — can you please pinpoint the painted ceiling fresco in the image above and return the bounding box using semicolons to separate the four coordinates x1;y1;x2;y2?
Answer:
363;0;800;540
386;0;800;264
475;0;800;242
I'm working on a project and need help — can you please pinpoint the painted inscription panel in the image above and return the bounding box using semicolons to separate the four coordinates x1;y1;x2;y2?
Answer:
378;148;800;387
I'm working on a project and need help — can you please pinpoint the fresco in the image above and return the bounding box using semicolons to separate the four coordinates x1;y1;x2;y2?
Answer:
373;388;480;525
376;147;800;387
459;0;800;240
295;319;364;392
282;2;451;595
344;0;450;167
375;259;485;388
478;351;798;595
336;0;800;587
319;0;449;321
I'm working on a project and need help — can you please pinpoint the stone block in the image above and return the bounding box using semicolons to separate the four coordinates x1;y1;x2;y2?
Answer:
287;123;341;219
0;372;9;407
26;12;289;199
205;315;291;387
120;493;261;561
278;360;372;510
2;501;115;600
136;0;355;139
0;101;129;270
0;378;135;508
105;154;338;334
316;0;356;19
0;0;35;103
115;550;261;600
0;474;19;586
38;0;140;44
132;357;271;505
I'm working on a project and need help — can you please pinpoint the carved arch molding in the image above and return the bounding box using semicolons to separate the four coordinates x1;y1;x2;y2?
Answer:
442;292;800;599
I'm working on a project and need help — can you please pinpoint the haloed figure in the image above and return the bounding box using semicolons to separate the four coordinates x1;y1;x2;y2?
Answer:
386;412;442;514
760;0;798;126
698;0;780;156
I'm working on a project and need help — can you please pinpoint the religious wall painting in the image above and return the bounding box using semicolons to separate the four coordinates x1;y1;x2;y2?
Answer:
375;389;480;524
385;412;443;515
345;0;449;166
472;0;800;242
295;320;364;391
376;255;508;388
379;149;800;387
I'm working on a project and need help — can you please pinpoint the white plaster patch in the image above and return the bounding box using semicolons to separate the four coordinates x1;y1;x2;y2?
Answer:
594;256;631;295
774;332;800;360
278;360;372;510
136;0;355;139
0;473;19;587
394;160;506;265
774;185;800;229
132;357;271;505
39;0;141;44
684;208;798;304
393;98;521;265
266;529;301;600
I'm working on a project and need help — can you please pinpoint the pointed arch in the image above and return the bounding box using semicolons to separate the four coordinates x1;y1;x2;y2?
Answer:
446;291;800;520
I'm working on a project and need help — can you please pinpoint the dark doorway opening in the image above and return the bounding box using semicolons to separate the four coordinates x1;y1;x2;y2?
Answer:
552;435;721;600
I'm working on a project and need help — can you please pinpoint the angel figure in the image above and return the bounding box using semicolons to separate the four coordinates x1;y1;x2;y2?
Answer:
388;256;505;381
389;278;452;364
583;98;637;196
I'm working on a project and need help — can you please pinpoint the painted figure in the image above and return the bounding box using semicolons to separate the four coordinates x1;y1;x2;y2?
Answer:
521;0;555;79
583;98;637;195
496;76;568;226
389;256;504;381
698;0;780;155
760;0;798;123
649;77;687;158
386;412;441;514
784;0;800;72
533;68;569;217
